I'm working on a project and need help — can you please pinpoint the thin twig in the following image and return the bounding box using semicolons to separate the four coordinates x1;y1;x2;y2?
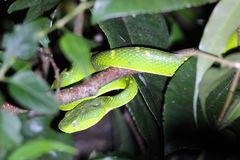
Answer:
74;12;84;36
176;48;240;69
217;27;240;124
39;48;61;92
218;70;240;123
39;49;51;78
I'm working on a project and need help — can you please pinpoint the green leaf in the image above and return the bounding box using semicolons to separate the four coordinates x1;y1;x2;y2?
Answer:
199;0;240;54
100;14;169;48
60;32;94;72
198;53;240;125
8;0;61;22
92;0;218;23
164;58;206;153
0;111;22;160
199;67;235;120
12;60;32;71
54;32;96;88
134;74;167;128
8;139;77;160
2;19;48;62
194;0;240;124
37;18;52;48
24;1;60;22
8;0;58;13
224;32;238;52
21;116;75;160
204;70;235;125
100;14;169;158
221;98;240;128
8;71;58;114
0;111;22;150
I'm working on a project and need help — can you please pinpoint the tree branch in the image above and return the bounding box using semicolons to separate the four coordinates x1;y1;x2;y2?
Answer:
56;67;138;105
3;48;240;113
1;102;27;113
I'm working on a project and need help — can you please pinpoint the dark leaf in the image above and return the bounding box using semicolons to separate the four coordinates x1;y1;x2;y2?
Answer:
8;71;59;114
194;0;240;123
164;58;206;153
92;0;218;23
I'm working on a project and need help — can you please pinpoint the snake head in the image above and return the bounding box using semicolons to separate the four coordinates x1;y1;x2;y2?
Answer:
58;97;109;133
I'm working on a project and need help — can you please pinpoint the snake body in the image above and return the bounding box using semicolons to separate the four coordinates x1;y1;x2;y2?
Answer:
58;47;189;133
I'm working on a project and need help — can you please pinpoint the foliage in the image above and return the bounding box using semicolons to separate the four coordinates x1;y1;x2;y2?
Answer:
2;0;240;159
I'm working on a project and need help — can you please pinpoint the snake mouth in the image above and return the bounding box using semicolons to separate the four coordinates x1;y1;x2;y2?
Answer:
58;115;106;133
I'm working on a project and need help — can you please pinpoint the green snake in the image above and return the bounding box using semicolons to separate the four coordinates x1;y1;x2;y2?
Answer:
57;47;189;133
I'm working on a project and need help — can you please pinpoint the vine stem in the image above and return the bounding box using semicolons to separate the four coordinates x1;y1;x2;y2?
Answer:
218;70;240;123
216;27;240;125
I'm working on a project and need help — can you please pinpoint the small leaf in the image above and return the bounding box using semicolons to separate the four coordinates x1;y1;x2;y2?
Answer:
8;0;42;13
194;0;240;124
24;1;60;22
224;32;238;52
0;111;22;149
7;0;61;14
8;139;77;160
55;32;96;88
37;18;52;48
92;0;218;23
20;116;75;160
60;32;94;71
12;60;32;71
2;19;48;62
8;71;59;114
